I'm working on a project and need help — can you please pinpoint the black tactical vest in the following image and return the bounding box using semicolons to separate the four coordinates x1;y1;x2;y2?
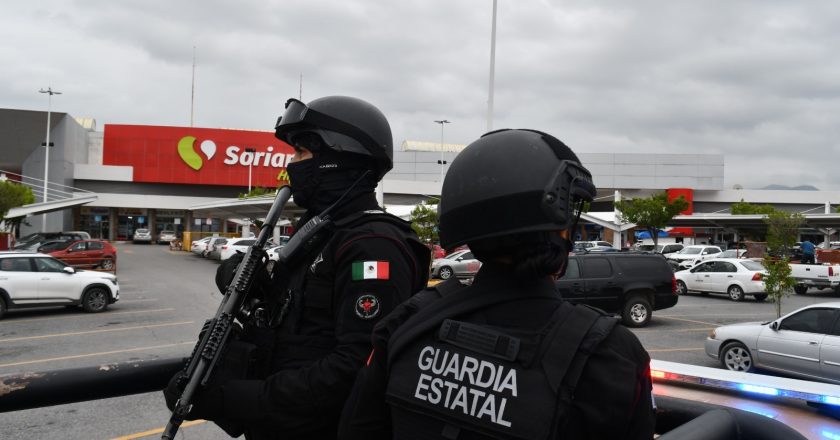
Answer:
384;280;617;440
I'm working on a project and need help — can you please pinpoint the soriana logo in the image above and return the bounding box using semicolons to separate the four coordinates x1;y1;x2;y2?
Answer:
103;124;294;187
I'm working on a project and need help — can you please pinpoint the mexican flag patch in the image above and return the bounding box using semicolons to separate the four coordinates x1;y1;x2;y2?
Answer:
352;261;390;281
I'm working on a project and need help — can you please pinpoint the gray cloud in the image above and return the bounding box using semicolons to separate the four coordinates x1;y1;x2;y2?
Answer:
4;0;840;190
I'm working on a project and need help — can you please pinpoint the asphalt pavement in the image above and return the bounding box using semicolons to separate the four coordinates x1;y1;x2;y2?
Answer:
1;244;838;439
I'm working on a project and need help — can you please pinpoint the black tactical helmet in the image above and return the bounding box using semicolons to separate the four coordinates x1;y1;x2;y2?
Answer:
438;129;597;249
274;96;393;179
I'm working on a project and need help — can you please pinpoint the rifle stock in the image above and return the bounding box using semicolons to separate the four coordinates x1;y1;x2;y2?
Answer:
162;186;292;440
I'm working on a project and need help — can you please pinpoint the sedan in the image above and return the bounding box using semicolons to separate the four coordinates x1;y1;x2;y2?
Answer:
705;302;840;384
190;237;212;256
132;228;153;244
430;249;481;280
675;258;767;301
219;238;257;261
158;230;178;244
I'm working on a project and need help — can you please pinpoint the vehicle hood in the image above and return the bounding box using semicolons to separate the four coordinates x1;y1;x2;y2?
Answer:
713;321;766;339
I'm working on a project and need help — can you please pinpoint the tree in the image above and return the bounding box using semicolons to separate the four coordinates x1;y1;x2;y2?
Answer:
409;199;439;245
762;209;802;318
0;180;35;231
730;199;778;241
614;192;689;248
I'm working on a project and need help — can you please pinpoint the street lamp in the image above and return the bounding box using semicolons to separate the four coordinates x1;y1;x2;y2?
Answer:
39;86;61;232
434;120;450;182
244;148;256;192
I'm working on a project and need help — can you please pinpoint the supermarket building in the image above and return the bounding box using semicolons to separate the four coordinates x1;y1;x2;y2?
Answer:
3;108;840;247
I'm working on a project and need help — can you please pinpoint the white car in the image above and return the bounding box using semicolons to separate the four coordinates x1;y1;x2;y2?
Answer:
675;258;767;301
705;302;840;384
0;252;120;319
668;245;723;270
190;237;212;256
132;228;153;244
219;238;258;261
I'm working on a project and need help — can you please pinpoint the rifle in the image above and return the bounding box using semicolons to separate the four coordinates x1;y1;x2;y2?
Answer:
162;187;291;439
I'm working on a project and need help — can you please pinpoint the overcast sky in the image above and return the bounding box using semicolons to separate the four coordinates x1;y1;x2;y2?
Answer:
4;1;840;190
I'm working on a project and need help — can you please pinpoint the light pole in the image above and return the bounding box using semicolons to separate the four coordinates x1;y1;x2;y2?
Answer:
434;120;450;182
39;86;61;232
245;148;256;192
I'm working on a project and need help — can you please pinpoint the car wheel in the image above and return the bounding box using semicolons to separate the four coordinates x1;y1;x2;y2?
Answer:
438;266;453;280
99;258;115;270
676;280;688;295
727;285;745;302
753;294;767;302
720;342;754;372
793;285;808;295
622;296;652;327
82;287;110;313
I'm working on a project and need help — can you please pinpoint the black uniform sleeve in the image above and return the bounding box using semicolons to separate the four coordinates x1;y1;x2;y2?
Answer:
565;325;656;439
221;232;422;426
337;351;392;440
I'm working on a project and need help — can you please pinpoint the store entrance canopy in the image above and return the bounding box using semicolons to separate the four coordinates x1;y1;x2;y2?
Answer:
6;194;98;219
666;213;840;231
189;195;305;221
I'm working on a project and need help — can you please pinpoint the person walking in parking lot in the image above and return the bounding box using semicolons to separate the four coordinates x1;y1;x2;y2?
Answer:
801;239;816;264
338;129;655;439
164;95;430;439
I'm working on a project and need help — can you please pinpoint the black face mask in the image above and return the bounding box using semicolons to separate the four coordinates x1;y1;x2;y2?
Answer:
286;159;319;209
286;150;379;213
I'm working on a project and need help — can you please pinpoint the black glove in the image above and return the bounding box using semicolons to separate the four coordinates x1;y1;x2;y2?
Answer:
163;372;224;421
215;252;245;293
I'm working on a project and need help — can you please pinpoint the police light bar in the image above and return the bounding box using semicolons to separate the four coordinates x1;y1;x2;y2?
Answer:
649;359;840;408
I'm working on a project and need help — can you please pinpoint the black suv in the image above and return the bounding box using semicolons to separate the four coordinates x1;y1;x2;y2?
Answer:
556;253;677;327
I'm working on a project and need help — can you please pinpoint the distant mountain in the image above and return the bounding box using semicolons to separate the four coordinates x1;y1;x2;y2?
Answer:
759;184;819;191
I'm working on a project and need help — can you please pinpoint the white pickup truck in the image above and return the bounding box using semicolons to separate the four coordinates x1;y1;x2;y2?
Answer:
788;262;840;294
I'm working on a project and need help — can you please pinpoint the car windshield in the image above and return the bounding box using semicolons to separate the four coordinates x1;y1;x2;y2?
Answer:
679;248;702;255
740;260;765;271
161;230;175;234
638;245;656;252
136;229;149;234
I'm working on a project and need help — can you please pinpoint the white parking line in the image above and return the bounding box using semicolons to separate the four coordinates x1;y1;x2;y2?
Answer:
0;321;194;343
0;342;194;368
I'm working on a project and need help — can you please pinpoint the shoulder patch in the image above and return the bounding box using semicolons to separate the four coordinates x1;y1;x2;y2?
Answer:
355;294;381;319
352;260;390;280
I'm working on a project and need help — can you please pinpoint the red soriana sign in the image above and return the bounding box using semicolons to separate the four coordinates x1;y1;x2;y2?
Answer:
667;188;694;236
102;124;294;187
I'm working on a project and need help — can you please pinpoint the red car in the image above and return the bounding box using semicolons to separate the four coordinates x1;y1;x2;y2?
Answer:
41;239;117;270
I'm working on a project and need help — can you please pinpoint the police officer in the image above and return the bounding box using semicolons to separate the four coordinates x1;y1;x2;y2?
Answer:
164;96;431;439
338;129;656;439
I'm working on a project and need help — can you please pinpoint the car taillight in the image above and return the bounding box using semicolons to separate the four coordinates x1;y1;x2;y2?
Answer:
752;272;763;281
222;246;228;250
671;275;677;294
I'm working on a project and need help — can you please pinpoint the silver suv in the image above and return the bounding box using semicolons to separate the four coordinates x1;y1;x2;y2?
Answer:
0;252;119;319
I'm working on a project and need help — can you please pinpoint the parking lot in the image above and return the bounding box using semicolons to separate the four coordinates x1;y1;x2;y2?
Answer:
1;243;839;439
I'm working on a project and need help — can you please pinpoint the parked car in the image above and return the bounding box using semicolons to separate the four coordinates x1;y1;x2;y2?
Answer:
705;302;840;384
637;243;684;258
0;252;119;319
674;258;767;301
555;252;678;327
13;231;91;252
574;241;613;252
430;249;481;280
157;230;177;244
667;245;723;270
132;228;153;244
206;237;228;260
719;249;747;259
42;239;118;270
190;237;213;256
219;238;257;261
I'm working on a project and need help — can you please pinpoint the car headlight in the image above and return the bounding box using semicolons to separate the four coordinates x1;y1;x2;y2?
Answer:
102;277;118;285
